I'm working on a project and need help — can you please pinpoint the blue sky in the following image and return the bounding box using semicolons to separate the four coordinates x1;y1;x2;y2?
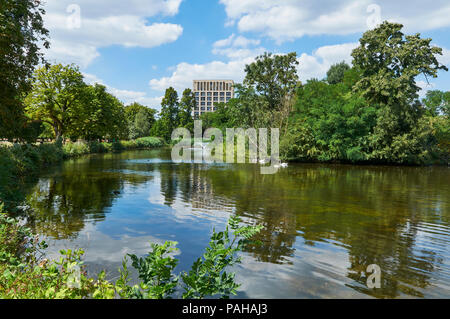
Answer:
42;0;450;110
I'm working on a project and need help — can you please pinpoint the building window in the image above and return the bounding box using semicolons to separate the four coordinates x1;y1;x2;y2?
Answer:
213;92;218;96
207;97;212;101
213;97;218;102
220;92;224;96
207;92;212;96
195;92;199;97
201;102;205;106
226;92;231;96
207;102;211;106
201;92;205;96
207;107;211;111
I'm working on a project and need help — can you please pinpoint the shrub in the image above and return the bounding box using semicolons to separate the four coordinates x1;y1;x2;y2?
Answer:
117;216;263;299
62;142;90;157
135;137;164;148
0;215;263;299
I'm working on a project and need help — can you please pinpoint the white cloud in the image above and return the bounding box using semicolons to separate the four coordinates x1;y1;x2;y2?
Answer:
212;34;265;60
149;58;254;92
149;41;358;95
220;0;450;42
297;43;358;82
439;48;450;67
42;0;183;67
84;73;163;108
213;34;261;49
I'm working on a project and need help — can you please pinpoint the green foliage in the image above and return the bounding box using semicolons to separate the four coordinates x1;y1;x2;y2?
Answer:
151;87;196;142
0;0;49;139
422;90;450;117
0;143;63;207
181;216;263;299
0;138;163;208
24;64;86;139
117;216;263;299
125;103;157;140
281;75;377;162
135;137;164;148
352;21;448;107
326;61;351;84
156;87;180;141
70;83;128;140
24;65;129;141
0;214;262;299
281;22;449;165
178;89;195;131
244;52;300;111
131;110;153;139
127;242;179;299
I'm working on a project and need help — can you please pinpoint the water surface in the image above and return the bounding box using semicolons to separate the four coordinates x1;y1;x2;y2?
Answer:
24;148;450;298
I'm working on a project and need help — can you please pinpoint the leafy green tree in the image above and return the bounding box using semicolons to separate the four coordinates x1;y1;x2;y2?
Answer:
125;103;156;139
244;52;300;111
352;21;448;107
72;84;128;140
200;102;230;131
326;61;351;84
24;64;86;139
131;110;152;139
0;0;49;138
350;21;448;164
422;90;450;117
178;89;195;131
158;87;180;141
282;74;377;162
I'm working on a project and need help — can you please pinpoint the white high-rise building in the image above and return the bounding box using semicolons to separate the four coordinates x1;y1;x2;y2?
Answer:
192;80;235;118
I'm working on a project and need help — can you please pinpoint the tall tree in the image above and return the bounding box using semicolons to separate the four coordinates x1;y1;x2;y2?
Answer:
0;0;49;138
326;61;351;85
351;22;448;163
69;83;128;140
125;102;157;139
244;52;300;111
158;87;179;141
24;64;86;139
178;89;195;131
352;21;448;107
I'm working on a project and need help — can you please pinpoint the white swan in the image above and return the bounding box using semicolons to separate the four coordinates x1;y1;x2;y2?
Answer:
274;163;288;169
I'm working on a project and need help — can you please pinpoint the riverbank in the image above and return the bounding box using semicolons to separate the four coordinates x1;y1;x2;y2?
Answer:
0;137;164;209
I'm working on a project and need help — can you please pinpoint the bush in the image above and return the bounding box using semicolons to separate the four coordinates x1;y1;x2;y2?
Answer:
135;137;164;148
62;142;90;157
0;214;262;299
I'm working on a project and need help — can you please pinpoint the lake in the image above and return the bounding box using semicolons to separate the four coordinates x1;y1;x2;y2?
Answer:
23;148;450;298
